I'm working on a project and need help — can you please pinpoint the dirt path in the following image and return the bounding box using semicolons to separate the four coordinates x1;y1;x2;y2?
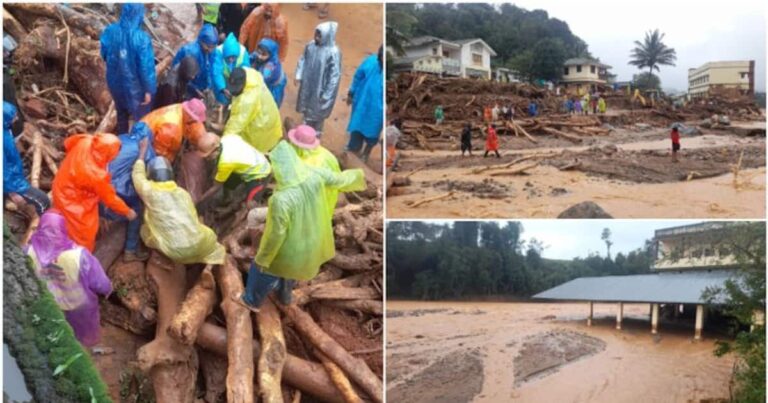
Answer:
386;301;736;403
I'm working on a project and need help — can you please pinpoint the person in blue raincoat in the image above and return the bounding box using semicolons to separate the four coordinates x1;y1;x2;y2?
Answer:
173;24;219;99
3;101;50;217
251;38;287;107
100;3;157;134
100;122;156;262
345;46;383;162
211;32;251;105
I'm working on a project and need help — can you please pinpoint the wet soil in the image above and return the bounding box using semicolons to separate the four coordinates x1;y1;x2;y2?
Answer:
513;329;606;386
387;349;485;403
426;178;512;199
91;324;151;402
312;304;383;378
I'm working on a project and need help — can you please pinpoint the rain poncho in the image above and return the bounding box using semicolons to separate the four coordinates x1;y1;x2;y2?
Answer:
295;22;342;122
598;98;607;113
104;122;156;214
222;68;282;153
26;212;113;347
3;102;30;194
293;144;342;216
173;24;218;95
485;126;499;151
212;33;251;104
252;38;286;107
132;160;225;264
255;141;365;280
52;133;132;251
215;134;272;183
239;4;289;61
346;54;383;139
100;4;157;118
141;104;206;161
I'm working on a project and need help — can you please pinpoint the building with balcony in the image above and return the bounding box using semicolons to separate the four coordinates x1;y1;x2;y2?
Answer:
688;60;755;99
391;36;496;79
560;58;612;94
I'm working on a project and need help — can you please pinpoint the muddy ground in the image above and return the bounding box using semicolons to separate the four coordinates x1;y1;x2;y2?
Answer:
386;301;736;403
388;124;766;218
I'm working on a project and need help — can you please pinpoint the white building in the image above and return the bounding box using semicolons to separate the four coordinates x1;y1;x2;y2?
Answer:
560;58;612;94
688;60;755;99
392;36;497;80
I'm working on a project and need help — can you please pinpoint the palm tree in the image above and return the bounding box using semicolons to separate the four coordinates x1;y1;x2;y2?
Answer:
629;29;677;80
601;228;613;259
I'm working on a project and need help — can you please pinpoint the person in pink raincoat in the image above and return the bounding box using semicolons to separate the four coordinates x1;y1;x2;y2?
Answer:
24;211;113;348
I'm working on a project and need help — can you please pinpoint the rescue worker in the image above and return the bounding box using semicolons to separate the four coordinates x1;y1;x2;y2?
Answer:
218;4;258;38
3;102;50;217
101;122;156;262
345;46;383;162
223;67;282;153
52;133;138;252
236;140;366;311
25;211;113;348
287;124;342;214
251;38;287;107
178;132;219;204
173;24;218;99
100;3;157;134
198;3;220;26
434;105;445;125
132;139;225;265
239;4;289;61
141;98;208;162
212;33;251;105
295;22;341;137
154;56;199;109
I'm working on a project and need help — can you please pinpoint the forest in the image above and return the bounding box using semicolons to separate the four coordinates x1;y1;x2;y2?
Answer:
386;3;591;82
386;221;653;300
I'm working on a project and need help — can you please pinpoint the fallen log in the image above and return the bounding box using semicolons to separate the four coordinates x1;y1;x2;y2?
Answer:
324;300;383;316
508;121;537;144
256;299;286;403
315;349;363;403
542;127;582;143
405;192;454;208
5;3;105;40
93;221;127;270
196;323;346;403
136;252;198;403
30;129;42;188
216;255;254;403
277;304;383;403
488;162;539;177
328;253;375;272
310;287;380;302
168;265;217;346
3;7;28;40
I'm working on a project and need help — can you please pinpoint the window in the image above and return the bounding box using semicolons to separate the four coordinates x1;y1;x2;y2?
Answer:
590;65;596;74
740;73;747;79
432;48;438;55
564;67;569;75
704;248;714;257
576;65;582;73
472;53;482;65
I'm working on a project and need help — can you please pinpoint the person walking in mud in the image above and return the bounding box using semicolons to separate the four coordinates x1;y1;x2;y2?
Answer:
434;104;444;125
484;124;500;158
461;122;473;157
670;126;681;162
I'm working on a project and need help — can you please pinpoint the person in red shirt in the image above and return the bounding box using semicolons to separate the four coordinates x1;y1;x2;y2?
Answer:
484;124;500;158
670;126;681;162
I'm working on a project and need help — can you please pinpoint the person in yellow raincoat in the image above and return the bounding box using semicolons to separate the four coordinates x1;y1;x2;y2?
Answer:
237;140;365;310
132;139;225;265
286;124;341;214
223;67;282;153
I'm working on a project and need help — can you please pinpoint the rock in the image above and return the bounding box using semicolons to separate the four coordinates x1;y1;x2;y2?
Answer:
391;176;412;187
550;187;568;196
601;144;619;155
557;202;613;219
601;123;615;131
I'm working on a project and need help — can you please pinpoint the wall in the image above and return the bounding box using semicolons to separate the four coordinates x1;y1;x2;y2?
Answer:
561;63;602;83
653;234;738;270
688;61;752;97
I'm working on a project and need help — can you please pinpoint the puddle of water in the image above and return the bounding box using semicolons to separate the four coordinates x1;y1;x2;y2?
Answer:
3;343;33;402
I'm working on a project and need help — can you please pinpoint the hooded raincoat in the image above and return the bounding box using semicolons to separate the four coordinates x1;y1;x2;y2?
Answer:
132;160;225;265
253;38;287;107
100;3;157;118
141;103;206;161
52;133;131;252
3;102;30;194
295;22;342;123
173;24;218;96
212;33;251;104
293;144;342;216
347;53;383;140
25;212;112;347
239;4;289;61
222;68;282;153
255;141;365;280
105;122;156;210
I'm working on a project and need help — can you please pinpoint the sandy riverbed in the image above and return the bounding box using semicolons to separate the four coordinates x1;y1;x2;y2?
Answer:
386;301;735;403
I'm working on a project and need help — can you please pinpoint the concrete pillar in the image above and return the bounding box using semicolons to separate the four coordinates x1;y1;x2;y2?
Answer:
694;304;704;340
616;302;624;330
587;301;593;327
651;303;659;334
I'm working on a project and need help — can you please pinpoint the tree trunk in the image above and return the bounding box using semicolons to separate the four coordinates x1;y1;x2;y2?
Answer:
256;299;286;403
168;265;217;345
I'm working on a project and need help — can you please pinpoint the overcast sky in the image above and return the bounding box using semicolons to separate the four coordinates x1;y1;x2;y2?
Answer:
507;0;766;92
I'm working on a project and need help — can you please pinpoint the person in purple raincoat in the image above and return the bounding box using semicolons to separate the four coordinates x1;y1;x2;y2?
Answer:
25;211;113;348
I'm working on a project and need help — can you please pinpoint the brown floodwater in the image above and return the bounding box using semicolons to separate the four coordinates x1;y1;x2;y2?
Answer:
387;301;735;403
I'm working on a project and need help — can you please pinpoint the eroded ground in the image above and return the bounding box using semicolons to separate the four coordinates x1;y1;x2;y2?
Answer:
387;124;765;218
386;301;735;403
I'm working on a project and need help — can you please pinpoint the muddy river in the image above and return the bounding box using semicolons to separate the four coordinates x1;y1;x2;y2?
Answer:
386;301;735;403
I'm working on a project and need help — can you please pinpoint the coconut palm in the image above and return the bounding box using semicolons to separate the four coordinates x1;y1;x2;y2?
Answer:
629;29;677;79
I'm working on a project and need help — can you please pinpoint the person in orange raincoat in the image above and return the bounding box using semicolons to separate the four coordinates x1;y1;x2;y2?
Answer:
483;105;493;123
484;124;500;158
52;133;138;251
239;4;289;61
140;98;207;161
